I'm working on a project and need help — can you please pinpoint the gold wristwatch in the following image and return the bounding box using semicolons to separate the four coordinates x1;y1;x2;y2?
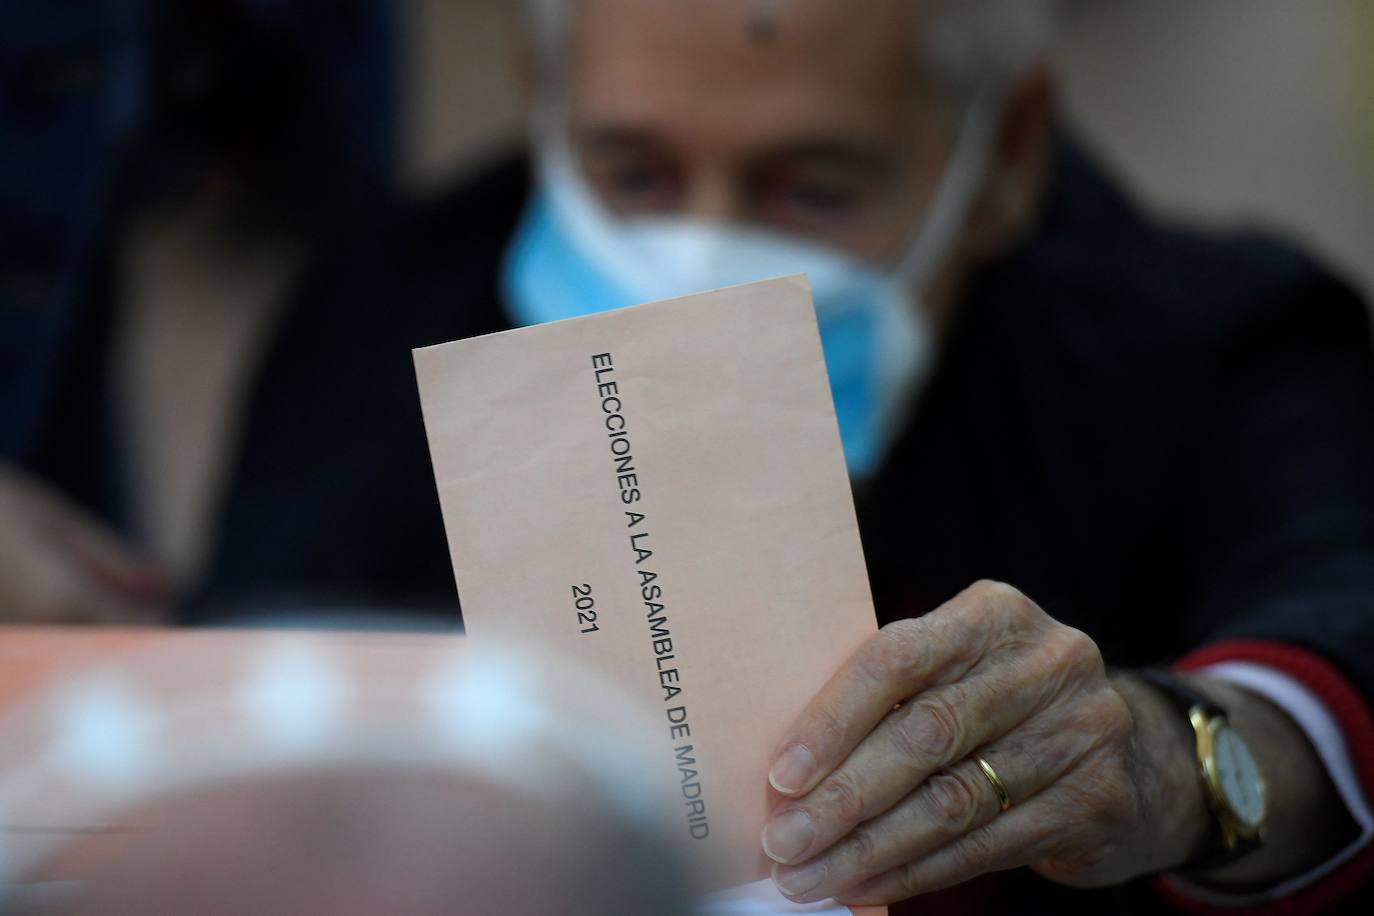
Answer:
1141;670;1267;868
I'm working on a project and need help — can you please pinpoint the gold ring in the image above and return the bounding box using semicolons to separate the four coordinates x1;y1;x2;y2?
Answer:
976;755;1012;812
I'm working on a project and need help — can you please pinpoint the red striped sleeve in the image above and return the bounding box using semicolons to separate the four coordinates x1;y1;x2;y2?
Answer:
1155;639;1374;913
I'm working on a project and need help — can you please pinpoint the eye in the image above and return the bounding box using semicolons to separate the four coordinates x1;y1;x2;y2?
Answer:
781;182;862;215
581;154;684;214
752;171;868;232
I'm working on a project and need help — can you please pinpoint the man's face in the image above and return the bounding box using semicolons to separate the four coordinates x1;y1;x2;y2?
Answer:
564;0;954;264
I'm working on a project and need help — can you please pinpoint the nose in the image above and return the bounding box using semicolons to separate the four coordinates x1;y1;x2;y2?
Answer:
682;169;746;223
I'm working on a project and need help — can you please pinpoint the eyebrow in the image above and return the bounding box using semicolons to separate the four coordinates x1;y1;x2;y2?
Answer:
574;125;673;156
747;139;894;178
575;124;894;178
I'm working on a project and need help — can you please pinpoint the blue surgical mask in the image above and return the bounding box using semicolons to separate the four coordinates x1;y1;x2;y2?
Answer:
501;102;996;479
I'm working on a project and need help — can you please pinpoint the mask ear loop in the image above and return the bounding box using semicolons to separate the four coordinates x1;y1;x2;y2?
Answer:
891;89;1004;291
851;92;1002;480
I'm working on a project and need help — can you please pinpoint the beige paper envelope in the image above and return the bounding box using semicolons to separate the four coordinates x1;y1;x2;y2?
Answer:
415;276;882;900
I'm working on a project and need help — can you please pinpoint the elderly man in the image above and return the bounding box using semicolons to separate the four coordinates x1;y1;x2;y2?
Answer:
484;0;1372;912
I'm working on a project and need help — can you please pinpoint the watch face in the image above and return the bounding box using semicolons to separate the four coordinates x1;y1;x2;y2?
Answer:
1214;726;1265;828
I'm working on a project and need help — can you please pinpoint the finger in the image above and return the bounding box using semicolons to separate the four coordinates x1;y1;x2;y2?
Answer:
834;793;1063;906
3;552;136;625
762;668;1045;865
28;562;166;625
828;687;1133;906
770;726;1073;902
769;584;1031;797
32;489;168;599
1;524;164;625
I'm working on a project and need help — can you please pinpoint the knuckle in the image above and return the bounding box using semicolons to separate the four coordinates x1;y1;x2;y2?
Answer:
1087;688;1133;744
968;578;1011;599
880;616;925;642
891;861;926;899
808;703;851;754
964;580;1046;634
886;709;927;763
865;619;926;685
1061;625;1101;661
817;770;868;824
921;769;981;832
796;698;852;763
1011;597;1050;630
961;580;1006;623
954;824;1001;873
909;692;965;762
842;824;882;876
968;579;1026;611
1048;625;1103;676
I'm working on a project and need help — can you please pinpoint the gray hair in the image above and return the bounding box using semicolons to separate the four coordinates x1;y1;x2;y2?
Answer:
520;0;1055;111
923;0;1056;106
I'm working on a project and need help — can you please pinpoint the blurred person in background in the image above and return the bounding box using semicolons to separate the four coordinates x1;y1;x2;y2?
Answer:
0;0;456;624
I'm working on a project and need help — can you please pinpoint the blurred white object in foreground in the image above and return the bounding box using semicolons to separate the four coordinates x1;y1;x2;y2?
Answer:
0;632;691;915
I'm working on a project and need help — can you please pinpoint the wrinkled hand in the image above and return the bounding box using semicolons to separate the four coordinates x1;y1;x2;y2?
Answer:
0;464;169;623
762;580;1199;905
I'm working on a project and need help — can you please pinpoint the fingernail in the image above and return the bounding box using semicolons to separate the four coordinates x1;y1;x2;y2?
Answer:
761;808;816;863
769;744;815;795
773;859;827;898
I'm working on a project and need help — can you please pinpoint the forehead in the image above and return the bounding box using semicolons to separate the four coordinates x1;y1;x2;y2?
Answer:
567;0;938;146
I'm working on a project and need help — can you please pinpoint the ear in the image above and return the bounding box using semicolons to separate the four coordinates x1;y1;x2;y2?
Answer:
960;63;1055;263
